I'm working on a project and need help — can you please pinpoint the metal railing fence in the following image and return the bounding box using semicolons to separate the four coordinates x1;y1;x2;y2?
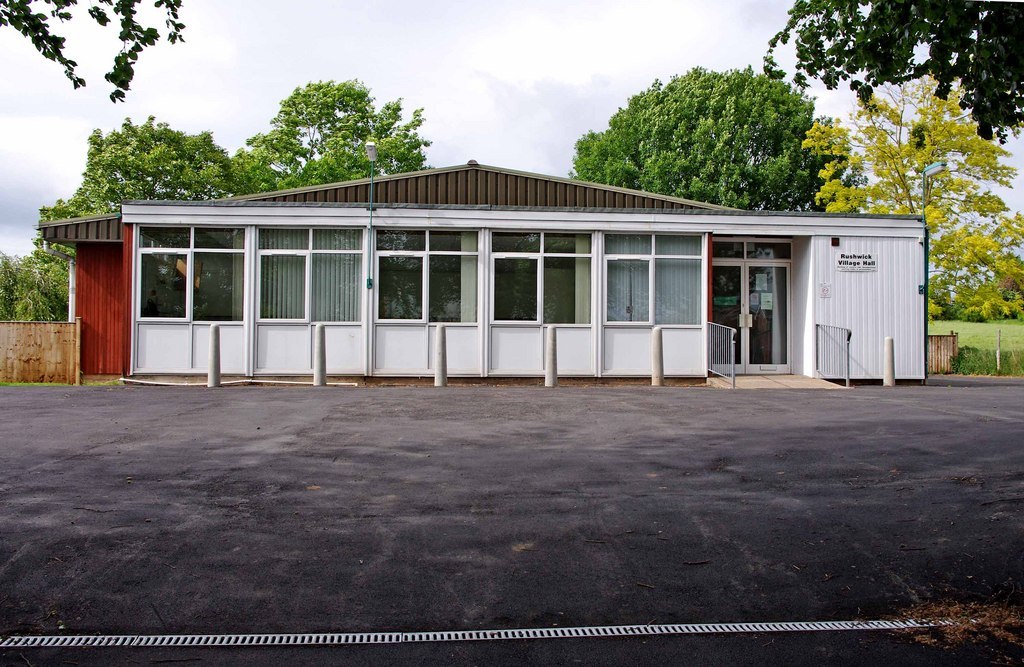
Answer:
708;322;737;388
816;324;852;387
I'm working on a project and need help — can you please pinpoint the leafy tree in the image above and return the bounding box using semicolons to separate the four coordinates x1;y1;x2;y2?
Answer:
0;0;185;102
570;67;829;210
0;240;71;322
232;80;430;193
803;78;1024;321
40;116;234;221
766;0;1024;141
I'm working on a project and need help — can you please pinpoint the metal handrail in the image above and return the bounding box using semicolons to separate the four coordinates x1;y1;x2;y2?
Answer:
816;324;852;387
708;322;737;389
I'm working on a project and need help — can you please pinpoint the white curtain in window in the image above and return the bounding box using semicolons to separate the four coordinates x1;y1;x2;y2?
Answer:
260;255;305;319
312;254;360;321
655;258;701;324
607;259;649;322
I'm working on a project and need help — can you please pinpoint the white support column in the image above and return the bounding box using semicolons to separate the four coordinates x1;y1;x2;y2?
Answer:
313;323;326;386
434;324;448;387
883;336;895;387
545;326;558;387
208;323;221;388
651;326;664;386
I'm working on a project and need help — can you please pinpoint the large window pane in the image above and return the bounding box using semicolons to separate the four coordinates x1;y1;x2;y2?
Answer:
140;254;187;318
260;255;305;319
606;259;649;322
193;253;244;321
259;229;308;250
544;257;590;324
430;231;477;252
494;258;537;320
605;234;651;255
711;240;744;258
378;256;423;319
140;228;189;249
195;228;244;249
655;235;701;256
747;242;791;259
377;230;425;251
655;258;701;324
312;254;361;321
492;232;540;253
429;255;477;322
313;229;361;250
544;233;591;254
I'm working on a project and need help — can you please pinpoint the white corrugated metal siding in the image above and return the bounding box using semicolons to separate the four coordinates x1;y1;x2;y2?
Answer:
813;236;924;379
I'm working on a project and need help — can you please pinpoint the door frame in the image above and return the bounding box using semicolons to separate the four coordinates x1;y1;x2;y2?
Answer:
712;259;792;375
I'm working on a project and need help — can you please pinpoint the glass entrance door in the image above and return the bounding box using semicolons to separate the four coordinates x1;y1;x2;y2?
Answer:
711;262;789;374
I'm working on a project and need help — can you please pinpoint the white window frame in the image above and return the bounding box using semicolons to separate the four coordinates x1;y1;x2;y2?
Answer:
490;231;593;325
604;233;703;327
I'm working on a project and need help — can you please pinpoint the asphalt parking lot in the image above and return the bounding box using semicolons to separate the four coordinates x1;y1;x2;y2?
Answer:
1;380;1022;665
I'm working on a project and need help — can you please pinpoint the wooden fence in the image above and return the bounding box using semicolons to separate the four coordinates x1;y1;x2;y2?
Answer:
928;331;959;374
0;319;81;384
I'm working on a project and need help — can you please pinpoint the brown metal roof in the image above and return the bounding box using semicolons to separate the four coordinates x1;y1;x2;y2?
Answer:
39;162;729;242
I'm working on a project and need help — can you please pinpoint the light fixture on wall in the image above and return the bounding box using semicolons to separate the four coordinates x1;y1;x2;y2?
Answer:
366;141;377;290
921;160;947;380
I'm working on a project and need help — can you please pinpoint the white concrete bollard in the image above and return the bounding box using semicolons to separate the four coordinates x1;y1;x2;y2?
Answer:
434;324;448;387
207;324;221;388
313;323;326;386
544;326;558;387
883;336;895;387
651;326;665;387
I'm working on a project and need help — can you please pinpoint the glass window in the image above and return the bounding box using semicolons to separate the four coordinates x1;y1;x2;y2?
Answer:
655;258;701;324
544;257;590;324
312;254;361;321
429;255;477;322
195;228;244;249
492;232;540;253
140;227;189;249
494;258;537;320
140;254;187;318
747;242;791;259
378;256;423;319
544;233;591;254
655;235;700;256
260;228;308;250
605;234;651;255
313;229;361;251
193;253;244;321
260;255;305;319
377;230;425;251
430;231;477;252
606;260;649;322
712;240;744;258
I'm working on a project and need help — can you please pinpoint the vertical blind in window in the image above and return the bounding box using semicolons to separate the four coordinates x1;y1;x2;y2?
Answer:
260;255;306;319
312;254;361;321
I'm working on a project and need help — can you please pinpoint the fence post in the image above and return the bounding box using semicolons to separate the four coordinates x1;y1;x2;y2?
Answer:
208;324;221;388
74;317;82;386
313;323;326;386
883;336;895;387
729;331;736;389
845;329;852;388
651;326;664;387
996;329;1001;374
544;326;558;387
434;324;448;387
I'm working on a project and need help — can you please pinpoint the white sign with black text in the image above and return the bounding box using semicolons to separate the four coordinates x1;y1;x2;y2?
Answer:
836;252;877;272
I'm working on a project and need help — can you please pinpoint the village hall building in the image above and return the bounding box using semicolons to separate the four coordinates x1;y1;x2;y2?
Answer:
39;162;926;382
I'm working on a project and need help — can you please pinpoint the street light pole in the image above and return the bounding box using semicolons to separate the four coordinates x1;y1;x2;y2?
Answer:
366;141;378;290
921;160;947;382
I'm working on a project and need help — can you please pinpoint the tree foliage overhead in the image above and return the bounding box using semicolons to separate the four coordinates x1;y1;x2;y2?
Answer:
803;78;1024;321
233;80;431;194
40;116;234;221
0;0;185;102
766;0;1024;142
571;67;830;211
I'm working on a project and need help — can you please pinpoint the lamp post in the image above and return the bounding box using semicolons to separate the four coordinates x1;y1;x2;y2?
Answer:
366;141;378;289
921;160;947;381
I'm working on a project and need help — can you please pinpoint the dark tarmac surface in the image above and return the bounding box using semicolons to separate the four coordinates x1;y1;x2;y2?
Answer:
1;381;1022;665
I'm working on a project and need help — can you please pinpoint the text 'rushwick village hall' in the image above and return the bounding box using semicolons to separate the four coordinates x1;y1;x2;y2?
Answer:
39;161;926;383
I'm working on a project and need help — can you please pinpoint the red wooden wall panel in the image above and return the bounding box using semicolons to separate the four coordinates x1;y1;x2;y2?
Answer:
76;242;127;375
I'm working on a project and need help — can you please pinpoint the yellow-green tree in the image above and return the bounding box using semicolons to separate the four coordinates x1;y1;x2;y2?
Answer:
804;79;1024;321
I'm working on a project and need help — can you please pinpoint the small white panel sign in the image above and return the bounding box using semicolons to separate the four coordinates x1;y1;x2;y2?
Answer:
819;283;832;298
836;253;877;271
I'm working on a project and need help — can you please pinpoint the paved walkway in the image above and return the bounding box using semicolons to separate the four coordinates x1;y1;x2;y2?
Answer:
708;374;843;389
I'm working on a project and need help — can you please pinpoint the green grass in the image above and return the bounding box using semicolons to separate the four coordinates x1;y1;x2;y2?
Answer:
930;319;1024;375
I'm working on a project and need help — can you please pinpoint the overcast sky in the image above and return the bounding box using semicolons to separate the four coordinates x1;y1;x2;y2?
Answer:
1;0;1021;256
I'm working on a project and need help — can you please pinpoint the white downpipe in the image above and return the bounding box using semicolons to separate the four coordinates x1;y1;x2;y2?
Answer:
42;241;75;322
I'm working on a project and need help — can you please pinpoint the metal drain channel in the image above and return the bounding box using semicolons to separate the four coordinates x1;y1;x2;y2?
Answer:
0;619;944;649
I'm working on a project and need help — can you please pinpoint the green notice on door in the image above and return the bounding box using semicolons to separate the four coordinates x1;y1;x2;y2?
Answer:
713;296;738;307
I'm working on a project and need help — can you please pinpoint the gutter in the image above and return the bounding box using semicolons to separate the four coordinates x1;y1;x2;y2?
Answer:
42;241;75;321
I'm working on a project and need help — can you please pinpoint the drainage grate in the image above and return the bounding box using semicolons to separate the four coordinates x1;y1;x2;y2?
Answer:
0;619;944;650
